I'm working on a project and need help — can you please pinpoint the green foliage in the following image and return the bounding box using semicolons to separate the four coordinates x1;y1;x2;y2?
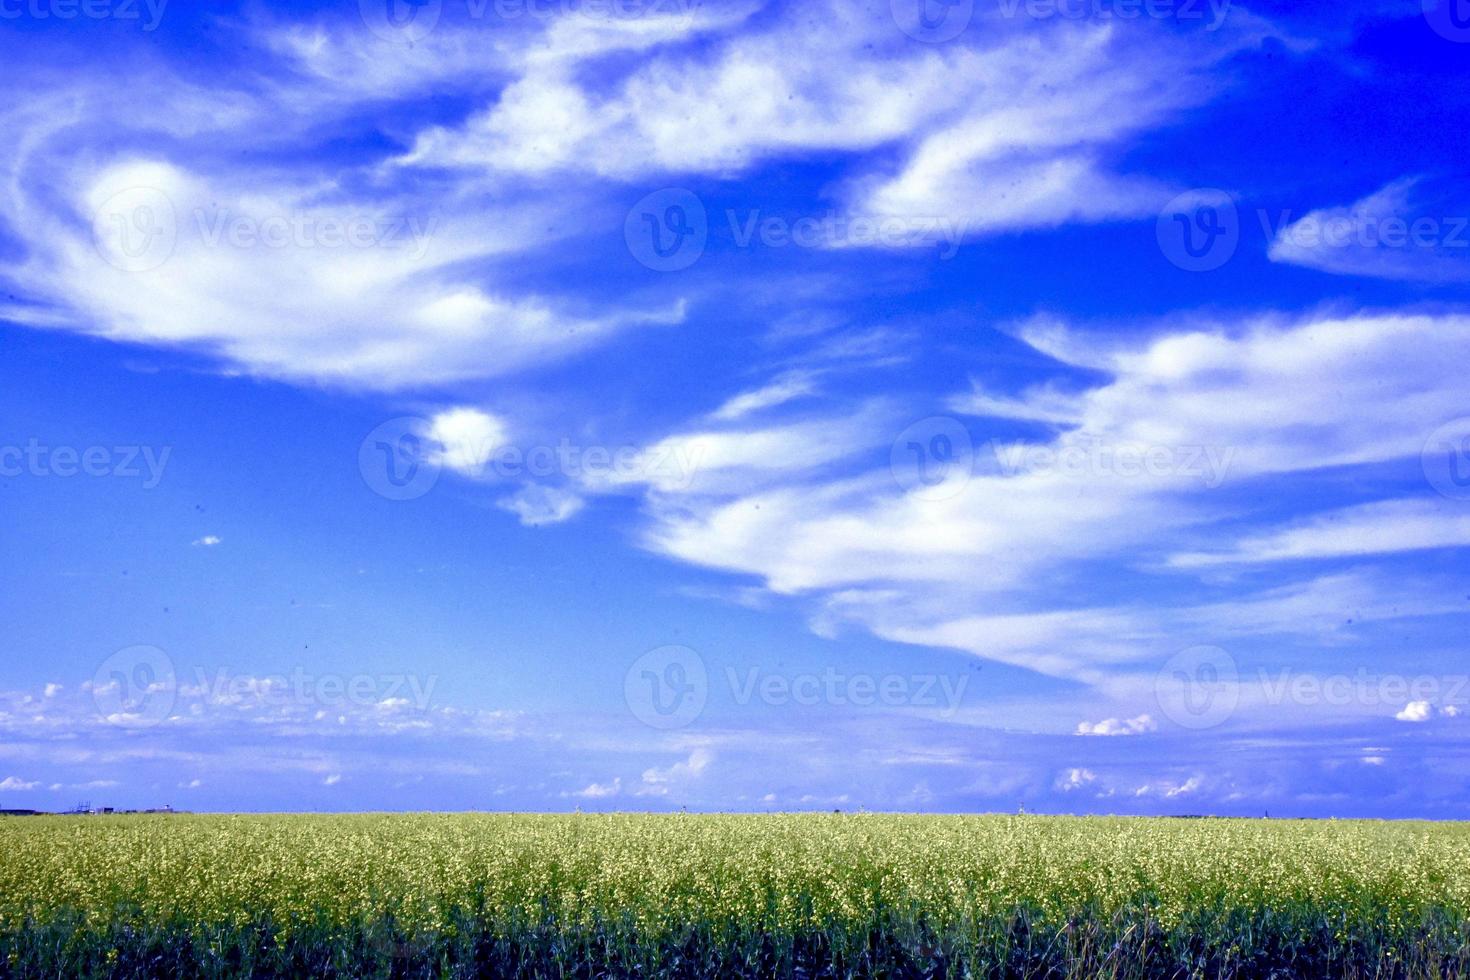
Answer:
2;813;1468;977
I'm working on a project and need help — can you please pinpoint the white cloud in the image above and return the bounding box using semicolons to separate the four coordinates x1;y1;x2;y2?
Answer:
950;383;1083;426
1134;774;1203;798
1056;767;1096;791
673;583;772;611
322;773;342;786
1395;701;1439;723
1076;714;1156;736
0;65;684;390
1172;498;1470;567
632;311;1470;680
1183;570;1464;638
401;4;1271;244
863;605;1153;682
425;408;509;477
570;777;621;799
1165;776;1203;798
403;6;970;178
610;407;887;496
711;372;818;421
1267;177;1470;282
641;747;714;793
192;536;223;548
496;484;585;526
0;3;1295;404
0;16;734;390
0;776;38;792
3;677;522;743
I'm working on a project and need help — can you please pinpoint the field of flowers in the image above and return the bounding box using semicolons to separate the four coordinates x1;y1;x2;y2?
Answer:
1;812;1468;978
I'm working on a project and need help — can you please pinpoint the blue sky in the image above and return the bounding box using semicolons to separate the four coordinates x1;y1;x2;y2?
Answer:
2;0;1470;817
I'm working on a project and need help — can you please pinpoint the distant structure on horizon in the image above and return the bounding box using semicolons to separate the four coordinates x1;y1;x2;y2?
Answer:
1;803;179;818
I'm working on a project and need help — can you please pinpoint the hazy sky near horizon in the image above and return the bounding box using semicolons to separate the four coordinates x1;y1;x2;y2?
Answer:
3;0;1470;816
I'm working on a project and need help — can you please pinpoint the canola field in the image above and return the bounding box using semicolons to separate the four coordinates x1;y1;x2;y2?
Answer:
1;812;1468;978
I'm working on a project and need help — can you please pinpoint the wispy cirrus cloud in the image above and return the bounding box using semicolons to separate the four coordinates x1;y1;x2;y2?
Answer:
1266;177;1470;282
398;1;1278;243
613;311;1470;684
1171;498;1470;567
0;14;689;392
